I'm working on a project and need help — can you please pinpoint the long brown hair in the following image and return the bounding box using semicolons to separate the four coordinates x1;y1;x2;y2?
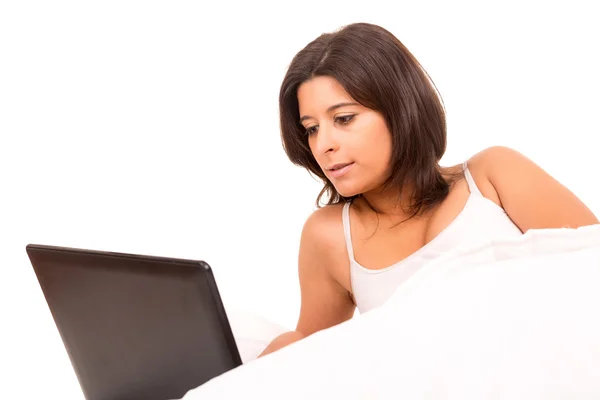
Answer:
280;22;452;216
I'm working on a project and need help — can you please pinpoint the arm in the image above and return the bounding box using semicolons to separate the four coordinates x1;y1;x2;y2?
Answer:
478;146;598;232
260;208;355;356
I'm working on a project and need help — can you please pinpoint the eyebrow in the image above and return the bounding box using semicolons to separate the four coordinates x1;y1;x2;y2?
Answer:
299;102;359;123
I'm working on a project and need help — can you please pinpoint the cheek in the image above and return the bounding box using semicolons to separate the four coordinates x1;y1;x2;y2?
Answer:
379;133;393;163
376;139;393;176
360;125;392;168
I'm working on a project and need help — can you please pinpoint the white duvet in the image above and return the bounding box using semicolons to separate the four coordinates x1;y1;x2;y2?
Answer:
183;225;600;399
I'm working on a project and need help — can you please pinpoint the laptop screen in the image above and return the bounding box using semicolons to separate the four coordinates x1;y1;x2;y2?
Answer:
27;245;241;400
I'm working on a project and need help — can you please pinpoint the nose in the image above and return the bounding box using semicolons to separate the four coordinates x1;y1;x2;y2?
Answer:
311;123;339;155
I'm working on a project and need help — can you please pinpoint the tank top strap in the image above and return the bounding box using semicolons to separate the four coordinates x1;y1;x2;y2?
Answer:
341;202;355;261
462;161;482;196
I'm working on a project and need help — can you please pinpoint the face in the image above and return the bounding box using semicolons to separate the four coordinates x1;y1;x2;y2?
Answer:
297;75;393;198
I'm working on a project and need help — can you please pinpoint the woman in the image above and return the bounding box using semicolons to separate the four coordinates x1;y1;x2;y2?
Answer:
260;22;598;356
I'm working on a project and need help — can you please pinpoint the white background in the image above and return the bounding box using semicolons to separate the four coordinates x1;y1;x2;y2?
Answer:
1;1;598;398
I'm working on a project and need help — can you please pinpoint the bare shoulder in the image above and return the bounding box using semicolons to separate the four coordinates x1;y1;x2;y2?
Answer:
466;146;598;231
467;145;553;194
461;146;520;206
468;145;528;171
300;203;350;282
302;203;346;249
465;145;545;206
296;202;355;335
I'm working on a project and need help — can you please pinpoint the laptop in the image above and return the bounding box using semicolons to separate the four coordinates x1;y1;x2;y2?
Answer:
26;244;243;400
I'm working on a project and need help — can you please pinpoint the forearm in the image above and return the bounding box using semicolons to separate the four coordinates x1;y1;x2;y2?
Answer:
258;330;305;357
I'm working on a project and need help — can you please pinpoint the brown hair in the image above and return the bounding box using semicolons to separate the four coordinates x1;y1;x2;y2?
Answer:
279;22;453;216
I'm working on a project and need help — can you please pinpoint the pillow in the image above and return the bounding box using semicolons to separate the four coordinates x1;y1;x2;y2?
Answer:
225;308;289;363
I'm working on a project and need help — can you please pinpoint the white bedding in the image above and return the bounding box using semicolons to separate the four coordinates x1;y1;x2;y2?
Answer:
227;309;288;363
183;225;600;399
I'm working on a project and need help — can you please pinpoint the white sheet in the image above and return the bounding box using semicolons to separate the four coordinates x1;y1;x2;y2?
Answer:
182;225;600;399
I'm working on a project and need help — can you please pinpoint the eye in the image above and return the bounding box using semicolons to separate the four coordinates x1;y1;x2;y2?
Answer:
335;114;355;125
304;125;319;136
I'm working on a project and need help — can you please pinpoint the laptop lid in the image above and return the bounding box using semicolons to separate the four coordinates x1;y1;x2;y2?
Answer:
26;244;242;400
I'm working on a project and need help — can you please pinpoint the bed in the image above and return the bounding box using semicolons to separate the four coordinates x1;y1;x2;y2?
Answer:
182;224;600;399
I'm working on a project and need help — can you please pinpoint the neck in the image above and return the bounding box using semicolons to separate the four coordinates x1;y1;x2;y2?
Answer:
359;184;415;216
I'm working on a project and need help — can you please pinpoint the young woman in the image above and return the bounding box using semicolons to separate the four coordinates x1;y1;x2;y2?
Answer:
260;22;598;356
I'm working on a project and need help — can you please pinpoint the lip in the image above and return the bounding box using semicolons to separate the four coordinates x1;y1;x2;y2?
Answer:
327;162;354;178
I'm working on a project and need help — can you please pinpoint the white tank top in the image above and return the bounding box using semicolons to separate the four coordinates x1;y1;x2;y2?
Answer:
342;162;523;313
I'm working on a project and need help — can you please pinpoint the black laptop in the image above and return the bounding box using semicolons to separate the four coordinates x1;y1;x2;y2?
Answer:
26;244;242;400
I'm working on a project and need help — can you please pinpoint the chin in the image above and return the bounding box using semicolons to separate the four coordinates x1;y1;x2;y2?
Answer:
332;181;364;199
